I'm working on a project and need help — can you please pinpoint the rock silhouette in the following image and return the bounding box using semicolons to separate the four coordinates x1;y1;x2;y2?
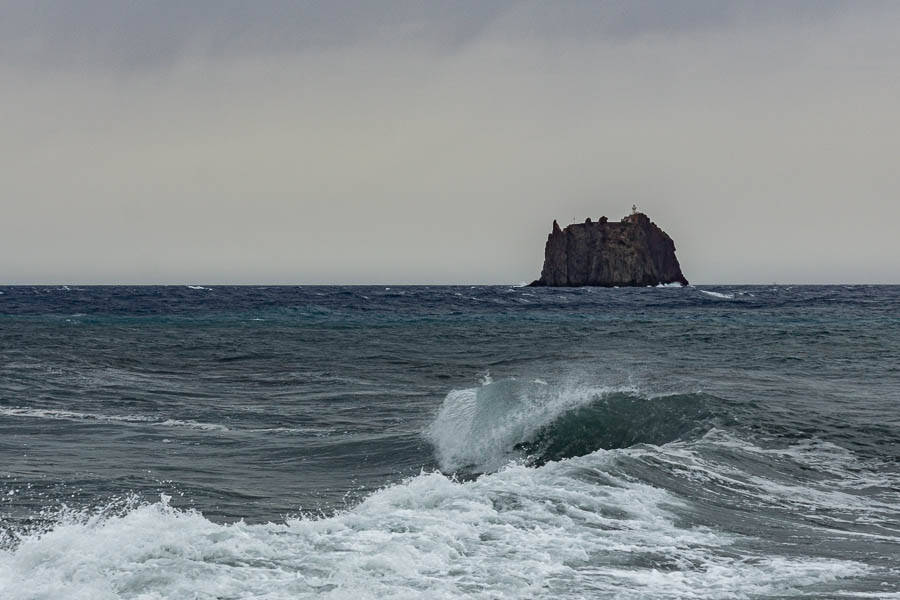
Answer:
530;212;688;287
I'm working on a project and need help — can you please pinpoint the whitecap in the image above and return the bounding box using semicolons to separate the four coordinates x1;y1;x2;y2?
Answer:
424;379;639;473
0;462;868;599
699;290;735;299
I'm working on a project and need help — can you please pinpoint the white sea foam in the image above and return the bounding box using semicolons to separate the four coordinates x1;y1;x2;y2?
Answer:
699;290;735;299
627;429;900;521
655;282;684;288
0;407;155;424
247;426;332;436
0;407;228;432
156;419;229;432
186;285;212;291
0;455;868;600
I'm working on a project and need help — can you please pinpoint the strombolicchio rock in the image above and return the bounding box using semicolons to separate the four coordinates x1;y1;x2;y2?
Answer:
530;210;688;287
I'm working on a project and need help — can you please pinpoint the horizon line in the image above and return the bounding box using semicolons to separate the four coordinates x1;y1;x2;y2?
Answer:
2;283;898;287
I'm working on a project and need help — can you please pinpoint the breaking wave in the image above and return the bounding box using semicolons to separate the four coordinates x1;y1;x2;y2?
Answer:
0;451;870;600
425;379;726;473
3;379;894;598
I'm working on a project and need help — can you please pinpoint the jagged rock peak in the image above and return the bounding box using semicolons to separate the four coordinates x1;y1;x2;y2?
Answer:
529;212;688;287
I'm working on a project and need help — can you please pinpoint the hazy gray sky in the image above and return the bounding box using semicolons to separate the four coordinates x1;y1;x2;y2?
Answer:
2;1;899;284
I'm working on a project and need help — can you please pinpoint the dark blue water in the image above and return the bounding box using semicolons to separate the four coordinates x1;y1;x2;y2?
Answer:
1;285;898;598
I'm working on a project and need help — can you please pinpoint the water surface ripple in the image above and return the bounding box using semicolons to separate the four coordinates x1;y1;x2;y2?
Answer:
1;285;898;598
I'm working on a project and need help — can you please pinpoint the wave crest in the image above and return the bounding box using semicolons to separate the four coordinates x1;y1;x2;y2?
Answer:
425;379;724;473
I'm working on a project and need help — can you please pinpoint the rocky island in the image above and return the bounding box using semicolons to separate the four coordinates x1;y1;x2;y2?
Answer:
529;210;688;287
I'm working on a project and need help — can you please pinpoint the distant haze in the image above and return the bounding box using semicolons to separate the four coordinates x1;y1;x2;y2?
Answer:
2;1;899;284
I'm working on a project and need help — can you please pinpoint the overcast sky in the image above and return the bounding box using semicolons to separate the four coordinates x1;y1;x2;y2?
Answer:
2;1;899;284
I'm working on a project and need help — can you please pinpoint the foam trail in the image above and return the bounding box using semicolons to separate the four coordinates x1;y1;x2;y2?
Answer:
0;407;228;432
699;290;735;299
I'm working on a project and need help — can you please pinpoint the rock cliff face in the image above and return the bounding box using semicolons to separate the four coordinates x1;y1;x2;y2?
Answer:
530;212;688;287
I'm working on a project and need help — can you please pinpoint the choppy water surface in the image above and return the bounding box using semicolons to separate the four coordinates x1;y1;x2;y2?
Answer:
1;285;898;599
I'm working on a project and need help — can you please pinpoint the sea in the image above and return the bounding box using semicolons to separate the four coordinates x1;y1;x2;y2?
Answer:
0;284;898;599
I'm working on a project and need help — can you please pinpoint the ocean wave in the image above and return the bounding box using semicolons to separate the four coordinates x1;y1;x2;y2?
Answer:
424;379;725;473
0;455;867;599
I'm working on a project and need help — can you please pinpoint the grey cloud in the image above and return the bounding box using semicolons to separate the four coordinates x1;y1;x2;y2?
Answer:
0;1;497;69
0;1;881;70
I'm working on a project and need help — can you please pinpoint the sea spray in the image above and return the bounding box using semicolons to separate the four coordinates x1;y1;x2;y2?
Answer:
424;379;724;473
0;452;869;600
